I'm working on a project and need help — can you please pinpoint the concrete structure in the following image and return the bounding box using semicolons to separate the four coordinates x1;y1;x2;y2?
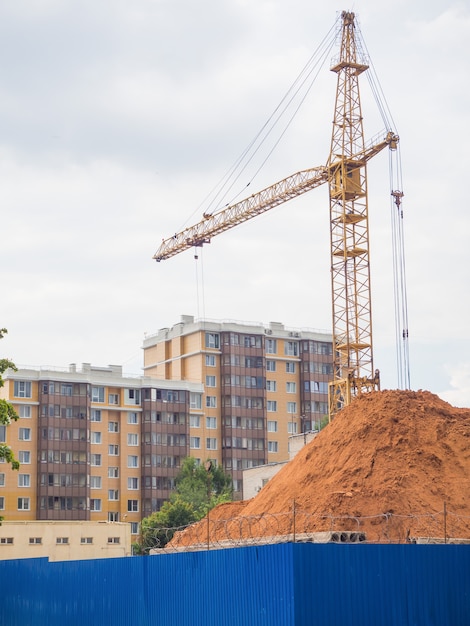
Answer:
0;520;132;560
243;431;319;500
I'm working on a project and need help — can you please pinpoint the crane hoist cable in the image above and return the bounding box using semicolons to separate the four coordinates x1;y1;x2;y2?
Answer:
389;144;411;390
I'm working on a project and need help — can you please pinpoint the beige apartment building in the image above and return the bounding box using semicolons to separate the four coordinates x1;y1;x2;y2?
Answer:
143;316;333;493
0;317;332;536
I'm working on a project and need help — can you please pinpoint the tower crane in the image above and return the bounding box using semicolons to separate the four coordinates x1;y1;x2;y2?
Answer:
154;11;399;419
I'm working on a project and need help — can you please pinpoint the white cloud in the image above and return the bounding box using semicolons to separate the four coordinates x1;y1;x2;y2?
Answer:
0;0;468;408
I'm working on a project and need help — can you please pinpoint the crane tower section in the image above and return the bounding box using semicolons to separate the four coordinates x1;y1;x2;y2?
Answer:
327;11;379;416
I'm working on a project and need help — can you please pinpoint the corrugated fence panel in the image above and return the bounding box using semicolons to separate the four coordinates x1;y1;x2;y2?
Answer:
1;544;469;626
144;544;295;626
293;544;470;626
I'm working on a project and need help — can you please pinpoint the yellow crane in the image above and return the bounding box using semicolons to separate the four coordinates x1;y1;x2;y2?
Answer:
154;11;399;419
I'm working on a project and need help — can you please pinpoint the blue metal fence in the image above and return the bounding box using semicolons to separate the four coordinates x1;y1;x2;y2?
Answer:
1;543;469;626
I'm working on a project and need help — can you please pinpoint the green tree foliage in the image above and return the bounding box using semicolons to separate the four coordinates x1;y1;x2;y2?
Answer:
175;457;232;518
135;457;233;553
0;329;19;470
136;496;196;554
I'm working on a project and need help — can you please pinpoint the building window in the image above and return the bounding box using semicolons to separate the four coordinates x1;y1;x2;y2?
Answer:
206;438;217;450
286;382;296;393
108;490;119;501
29;537;42;544
126;454;138;469
18;474;30;487
91;454;102;466
127;412;138;424
206;416;216;429
267;421;278;432
268;441;278;453
109;466;119;478
126;389;140;405
108;445;119;456
0;473;4;486
205;332;220;349
18;497;30;511
266;360;276;372
286;362;296;373
266;380;276;392
190;415;200;428
19;405;32;418
109;393;119;405
127;477;139;490
127;433;138;446
288;422;298;434
267;401;277;412
0;537;13;544
91;432;102;444
18;428;31;441
206;396;216;408
90;476;102;489
108;421;119;433
205;354;216;367
190;437;201;449
266;339;277;354
0;497;4;510
80;537;93;544
287;402;297;414
18;451;31;464
14;381;32;398
0;426;5;442
108;512;119;522
130;522;139;535
127;500;139;512
90;499;102;512
61;384;73;396
91;387;104;403
205;375;216;387
284;341;298;357
90;409;102;422
190;393;202;410
56;537;69;544
107;537;120;544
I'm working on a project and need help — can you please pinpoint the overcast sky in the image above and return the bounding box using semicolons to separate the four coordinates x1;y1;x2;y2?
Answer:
1;0;469;407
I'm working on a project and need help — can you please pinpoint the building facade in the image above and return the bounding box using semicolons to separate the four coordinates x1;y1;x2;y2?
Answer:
143;316;333;494
0;317;332;535
0;363;203;540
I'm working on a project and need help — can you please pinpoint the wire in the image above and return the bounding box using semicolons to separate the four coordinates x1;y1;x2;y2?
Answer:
179;16;340;229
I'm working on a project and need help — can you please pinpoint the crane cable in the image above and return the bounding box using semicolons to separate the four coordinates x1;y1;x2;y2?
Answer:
356;21;411;389
389;146;411;390
179;16;340;230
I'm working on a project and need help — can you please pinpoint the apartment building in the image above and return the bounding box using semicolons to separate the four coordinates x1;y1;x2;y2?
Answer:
0;317;332;534
143;316;333;493
0;363;203;539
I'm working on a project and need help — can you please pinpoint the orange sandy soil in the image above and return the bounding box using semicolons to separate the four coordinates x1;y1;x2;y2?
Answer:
171;390;470;545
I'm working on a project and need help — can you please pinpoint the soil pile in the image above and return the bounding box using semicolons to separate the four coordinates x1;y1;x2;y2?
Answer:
172;390;470;544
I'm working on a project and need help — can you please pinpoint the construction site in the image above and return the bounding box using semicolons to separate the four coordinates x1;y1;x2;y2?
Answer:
2;8;469;626
149;11;470;549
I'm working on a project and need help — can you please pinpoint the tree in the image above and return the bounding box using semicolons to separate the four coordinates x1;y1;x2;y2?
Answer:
0;329;19;470
135;457;233;553
135;496;197;554
175;456;232;518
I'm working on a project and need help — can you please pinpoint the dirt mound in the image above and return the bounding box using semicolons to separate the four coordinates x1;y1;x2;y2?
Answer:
172;390;470;545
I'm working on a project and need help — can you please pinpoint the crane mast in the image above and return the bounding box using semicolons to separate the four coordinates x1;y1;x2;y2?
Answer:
154;12;398;420
327;10;384;417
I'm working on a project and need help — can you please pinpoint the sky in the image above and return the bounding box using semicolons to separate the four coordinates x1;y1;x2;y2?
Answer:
1;0;469;407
